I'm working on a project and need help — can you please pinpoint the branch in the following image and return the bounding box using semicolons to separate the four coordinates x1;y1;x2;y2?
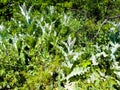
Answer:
92;15;120;40
108;15;120;19
92;19;107;40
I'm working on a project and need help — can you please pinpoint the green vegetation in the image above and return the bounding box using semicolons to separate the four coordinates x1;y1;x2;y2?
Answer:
1;0;120;89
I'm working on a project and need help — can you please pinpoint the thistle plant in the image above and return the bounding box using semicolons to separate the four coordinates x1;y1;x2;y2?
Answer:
19;3;32;24
1;2;120;89
57;35;83;68
36;16;55;35
61;13;71;26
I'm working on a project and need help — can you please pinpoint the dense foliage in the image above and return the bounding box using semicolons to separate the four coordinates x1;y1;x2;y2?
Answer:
1;0;120;90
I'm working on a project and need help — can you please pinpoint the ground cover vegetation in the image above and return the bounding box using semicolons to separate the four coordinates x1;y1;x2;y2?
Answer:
1;0;120;89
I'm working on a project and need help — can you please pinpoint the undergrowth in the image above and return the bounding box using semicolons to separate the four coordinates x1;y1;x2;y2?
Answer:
0;3;120;90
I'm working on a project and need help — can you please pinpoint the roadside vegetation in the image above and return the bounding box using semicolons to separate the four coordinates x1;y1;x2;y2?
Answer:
1;0;120;89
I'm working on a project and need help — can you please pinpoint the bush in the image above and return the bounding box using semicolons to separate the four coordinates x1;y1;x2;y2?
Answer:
0;2;120;90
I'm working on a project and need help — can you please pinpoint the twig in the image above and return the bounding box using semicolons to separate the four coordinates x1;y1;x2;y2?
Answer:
108;15;120;19
92;19;107;40
92;15;120;40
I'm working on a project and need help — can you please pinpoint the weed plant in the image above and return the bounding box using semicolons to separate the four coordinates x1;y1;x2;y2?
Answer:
0;3;120;90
